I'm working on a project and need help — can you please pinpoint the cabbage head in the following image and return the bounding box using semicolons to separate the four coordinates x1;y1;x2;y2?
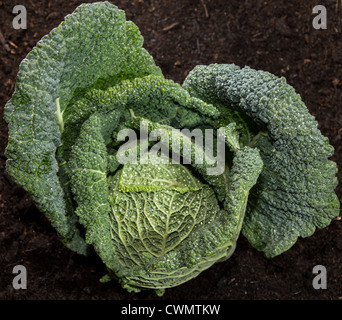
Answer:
4;2;339;294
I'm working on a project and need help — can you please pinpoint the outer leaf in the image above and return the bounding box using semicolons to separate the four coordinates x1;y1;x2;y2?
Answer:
60;74;220;163
183;63;340;257
68;112;122;271
4;2;161;253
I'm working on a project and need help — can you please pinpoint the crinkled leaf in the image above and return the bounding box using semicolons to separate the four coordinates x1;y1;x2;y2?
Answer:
4;2;162;253
183;63;340;257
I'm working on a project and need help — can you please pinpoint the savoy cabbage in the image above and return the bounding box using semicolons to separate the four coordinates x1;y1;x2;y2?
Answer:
4;2;339;294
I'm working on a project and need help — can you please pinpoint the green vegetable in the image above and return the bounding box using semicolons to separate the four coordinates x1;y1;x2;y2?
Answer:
4;2;339;294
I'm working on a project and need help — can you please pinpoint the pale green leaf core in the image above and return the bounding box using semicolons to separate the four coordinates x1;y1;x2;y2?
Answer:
55;98;64;134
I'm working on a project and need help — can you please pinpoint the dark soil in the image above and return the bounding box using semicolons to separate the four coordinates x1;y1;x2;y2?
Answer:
0;0;342;300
